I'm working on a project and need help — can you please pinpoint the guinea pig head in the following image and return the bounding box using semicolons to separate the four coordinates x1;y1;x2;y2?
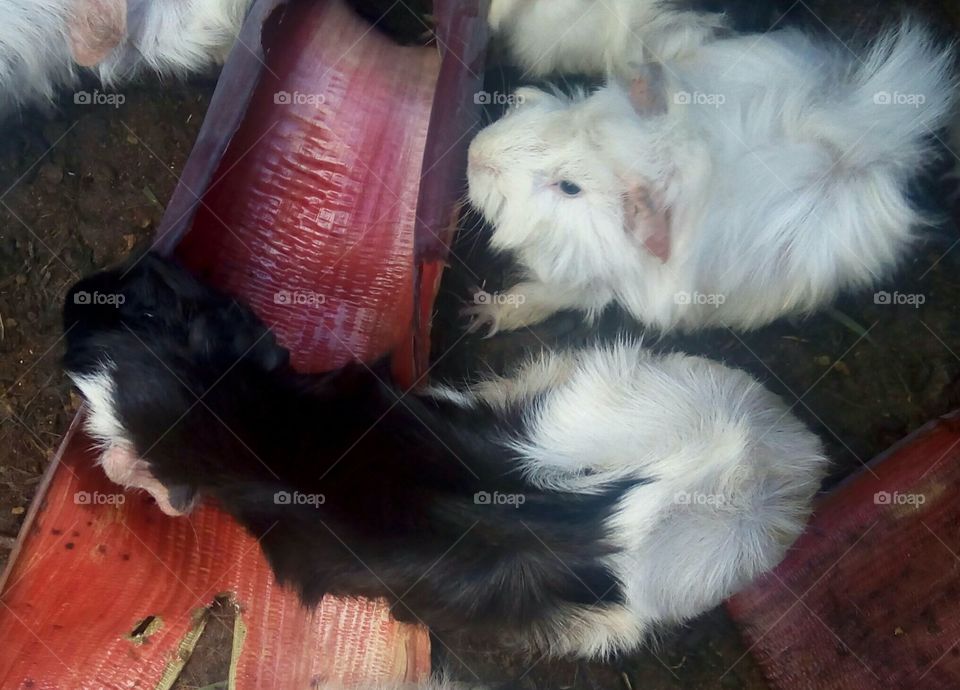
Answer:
467;80;674;285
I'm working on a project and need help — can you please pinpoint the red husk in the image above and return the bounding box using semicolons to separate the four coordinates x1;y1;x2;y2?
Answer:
729;411;960;689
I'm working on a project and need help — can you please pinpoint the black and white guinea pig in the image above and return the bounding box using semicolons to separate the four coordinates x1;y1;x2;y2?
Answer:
63;253;826;660
465;22;955;334
0;0;252;113
487;0;727;77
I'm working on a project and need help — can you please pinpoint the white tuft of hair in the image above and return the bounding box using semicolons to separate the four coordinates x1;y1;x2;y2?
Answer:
487;0;725;77
459;342;827;658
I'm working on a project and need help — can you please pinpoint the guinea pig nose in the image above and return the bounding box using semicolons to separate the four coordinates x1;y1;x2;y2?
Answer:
468;149;499;175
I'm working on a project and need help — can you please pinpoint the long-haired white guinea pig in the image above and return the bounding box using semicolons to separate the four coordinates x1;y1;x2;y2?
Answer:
0;0;252;113
488;0;726;76
64;254;827;659
466;22;956;334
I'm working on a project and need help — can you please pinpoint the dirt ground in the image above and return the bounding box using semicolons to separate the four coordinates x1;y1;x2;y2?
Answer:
1;1;959;688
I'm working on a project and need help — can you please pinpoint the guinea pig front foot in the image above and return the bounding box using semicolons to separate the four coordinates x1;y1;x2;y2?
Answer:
461;282;570;336
461;301;507;338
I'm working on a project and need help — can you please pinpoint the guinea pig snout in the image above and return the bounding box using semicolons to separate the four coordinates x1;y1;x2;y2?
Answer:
467;146;502;177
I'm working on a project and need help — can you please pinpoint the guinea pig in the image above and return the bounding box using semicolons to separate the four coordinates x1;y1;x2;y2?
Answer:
487;0;726;77
465;22;956;334
63;253;827;660
0;0;252;114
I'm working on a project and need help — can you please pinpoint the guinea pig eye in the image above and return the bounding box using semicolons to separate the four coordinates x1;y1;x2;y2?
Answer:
558;180;582;197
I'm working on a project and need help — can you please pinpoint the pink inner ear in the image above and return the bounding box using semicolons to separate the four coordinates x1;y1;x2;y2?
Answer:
627;63;667;117
624;184;671;263
643;209;671;262
68;0;127;67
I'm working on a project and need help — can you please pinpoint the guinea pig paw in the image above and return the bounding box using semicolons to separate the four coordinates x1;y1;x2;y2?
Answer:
460;303;502;338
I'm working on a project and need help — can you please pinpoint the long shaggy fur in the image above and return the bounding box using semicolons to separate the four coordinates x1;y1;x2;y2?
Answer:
62;254;827;660
488;0;726;76
467;22;956;333
0;0;252;115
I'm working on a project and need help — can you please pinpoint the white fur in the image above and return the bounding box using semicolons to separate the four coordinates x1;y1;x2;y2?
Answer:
0;0;252;114
97;0;253;83
488;0;725;76
0;1;75;113
437;342;827;658
70;364;192;516
70;366;129;443
467;23;956;333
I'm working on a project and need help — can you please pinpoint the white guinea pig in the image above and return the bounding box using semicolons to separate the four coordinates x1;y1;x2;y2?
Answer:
0;0;252;114
465;22;956;334
487;0;726;76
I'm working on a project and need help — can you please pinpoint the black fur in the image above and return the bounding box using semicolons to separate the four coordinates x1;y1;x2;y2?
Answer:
347;0;435;45
63;253;638;644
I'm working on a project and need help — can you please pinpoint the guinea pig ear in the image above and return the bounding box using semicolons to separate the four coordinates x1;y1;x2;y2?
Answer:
68;0;127;67
626;62;668;117
623;182;671;263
